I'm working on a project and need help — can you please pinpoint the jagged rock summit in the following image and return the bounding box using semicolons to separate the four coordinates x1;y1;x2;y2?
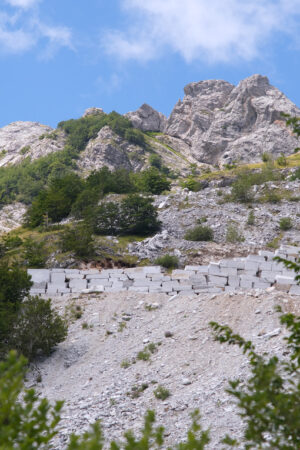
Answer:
0;75;299;171
164;74;300;165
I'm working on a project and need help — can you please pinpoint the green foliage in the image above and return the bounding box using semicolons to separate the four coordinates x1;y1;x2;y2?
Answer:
259;186;281;203
22;237;47;267
247;210;255;225
210;300;300;449
0;264;32;357
154;254;179;269
226;222;245;243
282;113;300;138
276;152;287;167
279;217;293;231
230;165;281;203
230;173;254;203
20;145;30;155
261;152;272;162
92;195;161;236
25;173;84;227
181;176;204;192
60;223;95;258
133;167;171;194
184;225;214;241
9;296;68;360
153;385;171;400
0;351;63;448
58;111;144;152
149;153;162;169
124;128;146;147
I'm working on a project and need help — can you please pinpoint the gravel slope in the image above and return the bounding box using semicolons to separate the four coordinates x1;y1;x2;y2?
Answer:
27;290;300;448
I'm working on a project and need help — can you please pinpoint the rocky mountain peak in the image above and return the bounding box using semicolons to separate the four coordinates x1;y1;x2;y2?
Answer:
125;103;167;132
183;79;234;110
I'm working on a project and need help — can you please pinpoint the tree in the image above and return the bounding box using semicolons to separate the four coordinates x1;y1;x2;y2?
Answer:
133;168;171;194
9;296;67;360
0;351;63;448
0;264;32;357
120;194;161;235
61;223;95;258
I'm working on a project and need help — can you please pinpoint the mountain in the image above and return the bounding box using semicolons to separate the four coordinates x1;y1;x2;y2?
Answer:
0;74;299;172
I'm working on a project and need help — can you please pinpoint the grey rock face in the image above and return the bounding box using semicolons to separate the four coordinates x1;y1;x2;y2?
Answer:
0;121;66;167
78;126;146;173
83;107;104;117
165;74;300;165
125;103;167;132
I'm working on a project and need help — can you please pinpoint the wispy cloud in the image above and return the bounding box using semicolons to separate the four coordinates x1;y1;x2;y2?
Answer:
0;0;72;57
5;0;40;9
103;0;300;63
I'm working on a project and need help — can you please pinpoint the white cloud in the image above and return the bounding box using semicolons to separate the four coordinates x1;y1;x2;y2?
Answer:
5;0;39;9
0;0;72;56
103;0;300;63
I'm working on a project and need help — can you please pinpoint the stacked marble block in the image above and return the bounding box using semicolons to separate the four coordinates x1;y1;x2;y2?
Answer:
28;245;300;296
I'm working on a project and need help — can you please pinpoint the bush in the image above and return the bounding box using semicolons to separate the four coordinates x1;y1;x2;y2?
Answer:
0;264;32;357
124;128;146;147
279;217;293;231
60;224;95;258
184;225;213;241
276;152;287;167
247;210;255;225
133;168;171;194
226;222;245;243
153;385;171;400
92;195;161;236
182;176;203;192
149;153;162;169
261;152;272;162
22;237;47;268
9;296;67;360
154;254;179;269
231;174;254;203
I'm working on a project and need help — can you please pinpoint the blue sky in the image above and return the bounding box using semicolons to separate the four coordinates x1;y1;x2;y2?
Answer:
0;0;300;128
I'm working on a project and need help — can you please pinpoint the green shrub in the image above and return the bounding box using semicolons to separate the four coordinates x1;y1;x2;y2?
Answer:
60;224;95;258
184;225;213;241
279;217;293;231
230;174;254;203
154;254;179;269
133;167;171;194
276;152;287;167
247;210;255;225
153;385;171;400
92;195;161;236
20;145;30;155
149;153;162;169
9;296;67;360
226;222;245;243
124;128;146;147
259;187;281;203
261;152;272;162
0;264;32;357
22;238;47;268
182;176;203;192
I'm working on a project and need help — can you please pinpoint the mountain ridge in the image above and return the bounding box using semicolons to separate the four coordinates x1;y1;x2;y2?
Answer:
0;74;299;172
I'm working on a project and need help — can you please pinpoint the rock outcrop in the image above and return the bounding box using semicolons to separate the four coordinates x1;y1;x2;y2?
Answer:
83;107;104;117
125;103;167;132
78;126;146;173
0;121;66;167
165;74;300;165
